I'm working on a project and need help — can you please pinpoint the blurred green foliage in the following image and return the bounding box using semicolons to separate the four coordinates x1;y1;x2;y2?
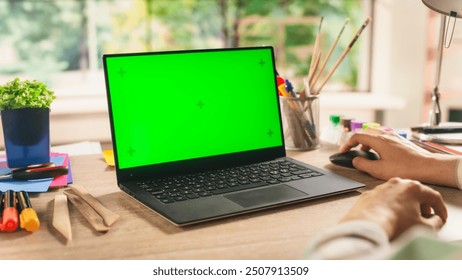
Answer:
0;0;367;90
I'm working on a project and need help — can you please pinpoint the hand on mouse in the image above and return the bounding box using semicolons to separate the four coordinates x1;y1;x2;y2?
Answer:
340;177;447;240
339;128;460;188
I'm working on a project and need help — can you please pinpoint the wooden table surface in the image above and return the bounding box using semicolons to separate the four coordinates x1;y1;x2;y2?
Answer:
2;146;461;260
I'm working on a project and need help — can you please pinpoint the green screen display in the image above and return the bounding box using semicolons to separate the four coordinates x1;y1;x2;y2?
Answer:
105;47;283;169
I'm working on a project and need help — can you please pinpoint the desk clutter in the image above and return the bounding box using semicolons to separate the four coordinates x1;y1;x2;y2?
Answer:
411;124;462;145
0;152;72;193
0;153;68;234
319;115;409;148
321;117;462;156
0;153;71;233
410;123;462;155
0;148;119;241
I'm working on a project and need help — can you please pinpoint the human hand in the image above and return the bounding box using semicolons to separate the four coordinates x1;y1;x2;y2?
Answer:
339;129;459;187
340;177;447;240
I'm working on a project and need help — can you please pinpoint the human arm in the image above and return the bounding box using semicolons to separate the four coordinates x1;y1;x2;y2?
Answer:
305;178;447;259
339;131;461;189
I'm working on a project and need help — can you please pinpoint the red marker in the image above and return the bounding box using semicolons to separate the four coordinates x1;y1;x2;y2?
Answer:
276;75;286;96
1;190;18;232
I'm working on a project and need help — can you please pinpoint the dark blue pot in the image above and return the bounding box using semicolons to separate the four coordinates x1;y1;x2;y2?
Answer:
1;108;50;168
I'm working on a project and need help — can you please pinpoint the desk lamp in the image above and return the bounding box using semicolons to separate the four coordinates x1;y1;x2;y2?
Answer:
422;0;462;126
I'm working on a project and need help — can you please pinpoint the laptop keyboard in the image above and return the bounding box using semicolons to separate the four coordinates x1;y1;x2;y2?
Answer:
136;159;323;204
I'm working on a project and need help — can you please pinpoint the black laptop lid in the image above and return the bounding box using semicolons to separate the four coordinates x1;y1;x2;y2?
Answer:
103;46;286;182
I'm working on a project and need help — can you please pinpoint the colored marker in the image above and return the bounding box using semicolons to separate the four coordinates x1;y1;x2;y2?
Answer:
17;191;40;232
285;79;297;97
278;84;290;97
276;75;287;96
1;190;18;232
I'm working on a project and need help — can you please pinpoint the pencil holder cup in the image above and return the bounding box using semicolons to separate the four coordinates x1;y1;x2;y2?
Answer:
279;95;320;151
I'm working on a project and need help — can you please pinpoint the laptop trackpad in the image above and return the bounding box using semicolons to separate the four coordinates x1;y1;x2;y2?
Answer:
224;184;307;208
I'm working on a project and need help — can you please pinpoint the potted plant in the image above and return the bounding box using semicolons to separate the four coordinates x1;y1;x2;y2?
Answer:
0;78;56;168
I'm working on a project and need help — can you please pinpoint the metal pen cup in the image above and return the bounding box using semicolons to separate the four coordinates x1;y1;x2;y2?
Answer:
279;95;320;151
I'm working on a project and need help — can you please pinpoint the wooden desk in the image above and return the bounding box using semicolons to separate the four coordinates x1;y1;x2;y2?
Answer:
2;147;462;260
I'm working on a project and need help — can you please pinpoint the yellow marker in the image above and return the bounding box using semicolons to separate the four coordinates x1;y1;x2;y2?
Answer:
278;84;291;97
17;191;40;232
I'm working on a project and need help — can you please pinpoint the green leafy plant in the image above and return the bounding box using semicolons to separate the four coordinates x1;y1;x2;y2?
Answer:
0;78;56;110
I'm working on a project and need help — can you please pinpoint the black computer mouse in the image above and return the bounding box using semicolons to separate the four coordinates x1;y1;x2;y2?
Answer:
329;150;379;169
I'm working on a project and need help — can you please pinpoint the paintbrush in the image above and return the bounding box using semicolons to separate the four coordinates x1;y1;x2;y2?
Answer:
314;17;371;95
310;18;349;91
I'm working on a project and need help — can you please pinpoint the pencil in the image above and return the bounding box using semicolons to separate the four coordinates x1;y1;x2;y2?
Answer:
310;18;349;91
314;17;371;95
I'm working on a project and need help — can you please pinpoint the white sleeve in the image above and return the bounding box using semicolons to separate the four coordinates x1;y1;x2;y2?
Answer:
303;220;390;260
455;157;462;190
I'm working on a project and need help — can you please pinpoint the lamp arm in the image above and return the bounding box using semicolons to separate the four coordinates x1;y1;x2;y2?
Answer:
435;15;446;88
429;15;446;126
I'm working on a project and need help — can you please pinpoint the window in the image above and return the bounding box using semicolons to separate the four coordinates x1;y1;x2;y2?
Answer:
0;0;373;145
0;0;373;96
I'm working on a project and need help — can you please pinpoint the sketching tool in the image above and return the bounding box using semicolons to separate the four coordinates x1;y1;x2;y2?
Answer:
69;184;120;227
308;51;322;89
52;194;72;241
308;16;324;83
285;78;297;97
276;75;287;96
0;165;68;181
17;191;40;232
64;190;110;233
311;18;349;91
1;190;18;232
289;77;317;133
278;83;291;97
279;95;316;146
314;17;371;95
279;76;317;144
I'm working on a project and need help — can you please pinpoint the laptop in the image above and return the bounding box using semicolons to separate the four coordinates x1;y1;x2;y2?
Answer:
102;46;364;226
